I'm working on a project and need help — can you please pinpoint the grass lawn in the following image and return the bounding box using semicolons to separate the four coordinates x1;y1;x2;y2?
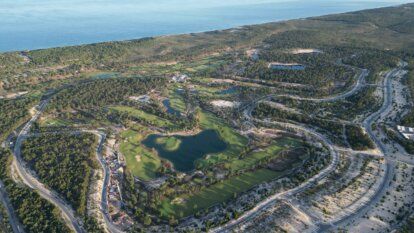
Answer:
155;136;182;151
40;117;70;127
197;111;248;168
169;90;186;113
160;169;281;218
120;129;161;181
228;137;302;172
110;106;173;128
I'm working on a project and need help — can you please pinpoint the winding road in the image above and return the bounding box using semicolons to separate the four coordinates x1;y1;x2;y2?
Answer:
211;102;341;233
319;64;407;232
212;62;405;232
12;100;85;233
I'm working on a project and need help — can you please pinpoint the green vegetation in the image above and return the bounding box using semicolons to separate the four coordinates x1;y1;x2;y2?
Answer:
228;138;302;172
0;97;37;141
110;106;173;128
197;111;248;167
1;3;414;231
160;169;280;218
120;128;162;181
155;136;182;151
21;133;98;216
345;125;375;150
0;149;70;233
401;66;414;127
49;76;165;110
0;203;12;233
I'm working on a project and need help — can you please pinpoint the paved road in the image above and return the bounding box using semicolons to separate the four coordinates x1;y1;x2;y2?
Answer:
12;100;85;233
212;64;402;233
84;130;125;233
268;68;369;103
20;128;125;233
0;180;25;233
211;106;340;233
319;66;404;232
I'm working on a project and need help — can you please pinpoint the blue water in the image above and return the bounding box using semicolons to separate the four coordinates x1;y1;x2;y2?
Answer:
0;0;411;52
270;64;306;71
216;86;239;95
162;99;181;117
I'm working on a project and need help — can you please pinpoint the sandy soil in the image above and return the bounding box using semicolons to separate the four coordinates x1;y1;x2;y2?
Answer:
211;100;240;108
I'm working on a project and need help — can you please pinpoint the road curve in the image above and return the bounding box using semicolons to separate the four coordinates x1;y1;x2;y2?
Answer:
211;66;368;232
319;66;404;232
84;130;125;233
210;117;340;233
12;100;85;233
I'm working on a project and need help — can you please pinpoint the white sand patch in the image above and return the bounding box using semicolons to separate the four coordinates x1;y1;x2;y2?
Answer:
171;197;185;205
246;49;259;60
290;48;323;54
210;100;240;108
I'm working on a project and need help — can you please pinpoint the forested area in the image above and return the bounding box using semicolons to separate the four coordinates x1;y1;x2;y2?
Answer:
49;76;165;111
345;125;375;150
0;149;70;233
0;97;37;141
276;86;379;121
401;65;414;127
21;133;98;216
242;60;353;91
0;204;12;233
252;102;346;145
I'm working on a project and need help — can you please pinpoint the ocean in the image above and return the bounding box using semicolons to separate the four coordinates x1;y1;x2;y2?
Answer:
0;0;411;52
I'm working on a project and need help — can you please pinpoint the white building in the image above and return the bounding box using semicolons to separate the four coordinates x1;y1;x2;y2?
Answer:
397;125;414;140
171;74;189;83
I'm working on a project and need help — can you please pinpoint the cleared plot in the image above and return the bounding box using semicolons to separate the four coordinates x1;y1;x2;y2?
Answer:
120;129;161;181
110;106;173;128
160;168;281;218
39;116;70;127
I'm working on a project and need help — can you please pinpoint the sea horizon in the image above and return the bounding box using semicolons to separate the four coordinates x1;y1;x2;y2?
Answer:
1;0;412;52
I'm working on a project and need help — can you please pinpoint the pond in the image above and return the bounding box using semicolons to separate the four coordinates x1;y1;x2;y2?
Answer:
92;72;118;79
216;86;239;95
162;99;181;117
142;129;227;172
269;64;305;71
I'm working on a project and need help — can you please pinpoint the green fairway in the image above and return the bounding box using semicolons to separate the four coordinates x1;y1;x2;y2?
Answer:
197;111;248;167
160;169;281;218
120;129;161;181
169;90;186;113
110;106;173;128
228;137;302;172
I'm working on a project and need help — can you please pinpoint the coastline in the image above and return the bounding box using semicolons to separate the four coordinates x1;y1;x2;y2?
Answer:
0;1;409;53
